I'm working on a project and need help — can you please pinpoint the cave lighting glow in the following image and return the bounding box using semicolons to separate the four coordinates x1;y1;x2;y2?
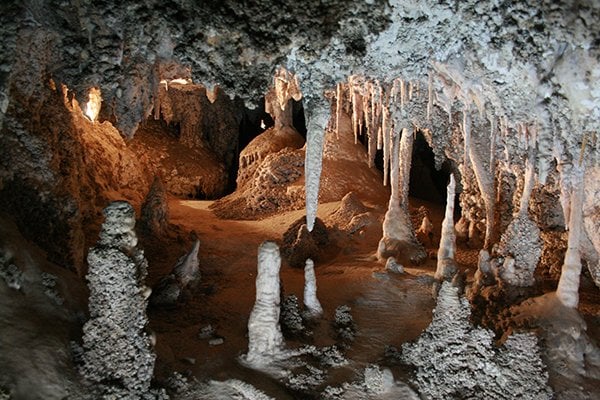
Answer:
84;88;102;122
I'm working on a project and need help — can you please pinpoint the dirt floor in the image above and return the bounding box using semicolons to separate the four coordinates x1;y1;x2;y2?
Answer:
144;196;464;396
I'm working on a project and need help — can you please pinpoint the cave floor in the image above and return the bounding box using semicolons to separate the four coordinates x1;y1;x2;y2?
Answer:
145;197;477;396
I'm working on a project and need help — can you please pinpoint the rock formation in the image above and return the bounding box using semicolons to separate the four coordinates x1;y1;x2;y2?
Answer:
556;165;585;308
401;281;552;400
151;239;201;306
243;241;285;367
140;175;169;237
80;201;156;395
377;128;426;264
303;259;323;317
281;217;329;268
435;174;457;281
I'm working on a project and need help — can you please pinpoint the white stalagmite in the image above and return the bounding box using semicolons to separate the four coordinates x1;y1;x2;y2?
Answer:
556;164;585;308
435;174;457;280
245;241;284;366
377;127;424;263
304;97;330;232
303;258;323;317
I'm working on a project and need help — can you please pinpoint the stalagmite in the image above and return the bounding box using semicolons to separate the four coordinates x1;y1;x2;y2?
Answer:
81;201;156;394
151;239;201;306
435;174;457;281
173;239;201;288
139;176;169;237
556;165;585;308
244;241;284;366
377;127;424;264
303;258;323;317
304;98;330;232
497;131;542;287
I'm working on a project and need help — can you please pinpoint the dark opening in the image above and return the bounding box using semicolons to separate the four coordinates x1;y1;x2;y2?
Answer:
409;131;451;205
228;98;307;194
291;99;307;138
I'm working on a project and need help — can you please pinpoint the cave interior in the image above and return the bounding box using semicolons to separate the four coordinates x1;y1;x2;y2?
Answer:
0;1;600;399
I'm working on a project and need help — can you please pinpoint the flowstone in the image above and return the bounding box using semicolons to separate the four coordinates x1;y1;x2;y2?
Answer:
80;201;157;395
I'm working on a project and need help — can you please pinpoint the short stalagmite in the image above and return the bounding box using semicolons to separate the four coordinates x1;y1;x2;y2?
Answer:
303;258;323;317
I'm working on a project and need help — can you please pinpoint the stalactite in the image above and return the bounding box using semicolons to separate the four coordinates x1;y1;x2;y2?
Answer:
427;73;433;121
335;83;343;139
518;127;537;218
398;125;413;209
382;104;390;186
304;97;330;232
556;164;585;308
462;108;471;167
435;175;457;281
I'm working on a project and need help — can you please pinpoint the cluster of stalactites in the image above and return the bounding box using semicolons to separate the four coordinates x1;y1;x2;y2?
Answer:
333;76;423;186
265;67;303;125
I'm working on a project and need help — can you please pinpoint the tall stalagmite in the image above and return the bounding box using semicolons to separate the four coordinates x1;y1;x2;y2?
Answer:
244;241;284;367
81;201;156;394
435;174;457;281
377;127;425;264
556;165;585;308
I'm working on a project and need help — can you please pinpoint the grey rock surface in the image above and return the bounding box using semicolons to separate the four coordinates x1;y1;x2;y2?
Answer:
81;201;156;394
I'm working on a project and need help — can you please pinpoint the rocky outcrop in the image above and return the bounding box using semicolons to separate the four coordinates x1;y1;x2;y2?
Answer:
281;217;329;268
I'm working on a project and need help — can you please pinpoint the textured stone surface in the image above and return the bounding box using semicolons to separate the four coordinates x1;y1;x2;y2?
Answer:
402;281;552;400
281;217;329;268
81;202;156;394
